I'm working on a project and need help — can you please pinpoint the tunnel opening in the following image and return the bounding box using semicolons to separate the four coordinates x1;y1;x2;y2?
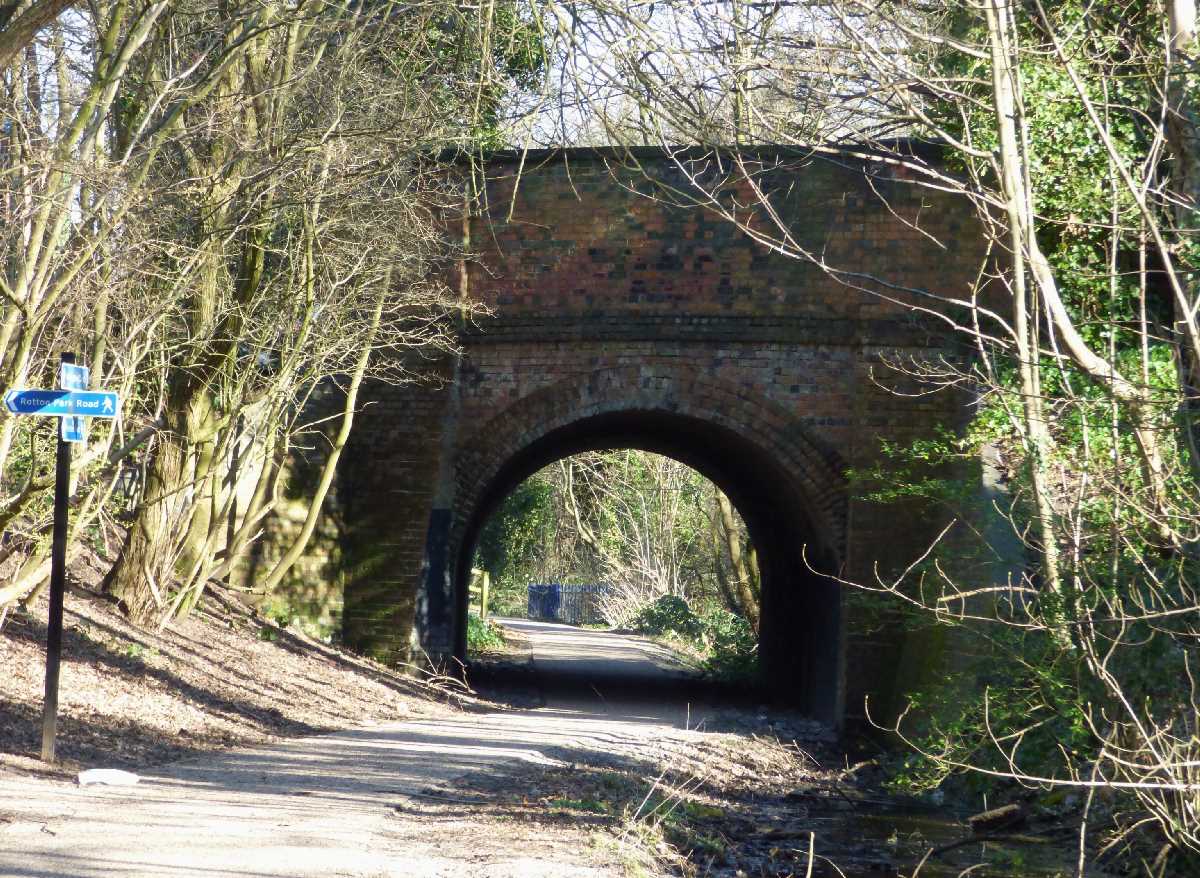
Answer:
467;449;763;695
453;410;844;723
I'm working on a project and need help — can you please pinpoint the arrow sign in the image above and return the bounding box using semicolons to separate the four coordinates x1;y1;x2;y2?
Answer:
4;389;119;418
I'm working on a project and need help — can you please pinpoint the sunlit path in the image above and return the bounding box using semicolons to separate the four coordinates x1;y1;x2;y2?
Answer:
487;617;722;729
0;704;681;877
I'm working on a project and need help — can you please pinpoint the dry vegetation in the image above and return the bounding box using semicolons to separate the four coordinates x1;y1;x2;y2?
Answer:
407;715;1087;878
0;549;473;778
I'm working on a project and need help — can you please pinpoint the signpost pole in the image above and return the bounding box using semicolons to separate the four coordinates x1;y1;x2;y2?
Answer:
41;352;74;762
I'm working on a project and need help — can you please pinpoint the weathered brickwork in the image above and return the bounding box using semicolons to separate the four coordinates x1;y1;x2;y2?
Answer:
335;147;988;725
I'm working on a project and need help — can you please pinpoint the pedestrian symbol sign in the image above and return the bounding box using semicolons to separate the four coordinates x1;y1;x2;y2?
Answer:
3;360;120;446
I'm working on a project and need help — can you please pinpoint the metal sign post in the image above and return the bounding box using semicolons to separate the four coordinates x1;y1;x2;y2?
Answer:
41;353;74;762
2;353;121;762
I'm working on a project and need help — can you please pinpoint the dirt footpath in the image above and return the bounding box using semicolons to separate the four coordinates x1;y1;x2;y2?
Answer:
1;615;1079;877
1;707;682;877
0;620;723;877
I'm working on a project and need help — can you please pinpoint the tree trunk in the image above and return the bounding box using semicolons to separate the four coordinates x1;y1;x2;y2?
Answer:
106;426;188;623
708;505;741;615
105;195;233;623
715;490;760;632
176;395;219;576
0;0;77;71
105;371;208;624
1165;1;1200;476
985;0;1065;615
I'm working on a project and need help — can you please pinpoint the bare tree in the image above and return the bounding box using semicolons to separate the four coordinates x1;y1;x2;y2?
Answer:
1;1;534;624
531;0;1200;865
92;1;526;624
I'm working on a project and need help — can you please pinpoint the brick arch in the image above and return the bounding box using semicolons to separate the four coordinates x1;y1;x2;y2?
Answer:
448;364;850;721
452;364;849;561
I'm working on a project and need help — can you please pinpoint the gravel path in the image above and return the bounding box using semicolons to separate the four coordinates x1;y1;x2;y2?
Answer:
0;621;704;877
1;615;1087;878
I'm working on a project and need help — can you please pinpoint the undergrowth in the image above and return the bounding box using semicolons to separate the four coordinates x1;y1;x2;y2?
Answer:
631;595;758;683
466;612;507;653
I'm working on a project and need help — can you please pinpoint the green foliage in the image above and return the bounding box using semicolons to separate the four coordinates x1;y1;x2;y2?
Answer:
466;611;506;653
863;399;1199;836
695;607;757;682
884;628;1092;796
475;450;759;627
631;595;701;637
632;596;757;683
475;476;558;615
426;0;547;150
930;0;1169;353
849;425;985;512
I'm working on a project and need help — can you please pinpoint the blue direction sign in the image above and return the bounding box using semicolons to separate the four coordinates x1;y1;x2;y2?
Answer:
4;389;119;418
61;417;85;443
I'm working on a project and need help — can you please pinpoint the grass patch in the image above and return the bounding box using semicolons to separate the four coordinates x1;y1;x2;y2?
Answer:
549;796;612;814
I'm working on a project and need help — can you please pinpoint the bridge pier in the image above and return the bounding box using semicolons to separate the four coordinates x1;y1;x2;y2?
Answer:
336;358;457;664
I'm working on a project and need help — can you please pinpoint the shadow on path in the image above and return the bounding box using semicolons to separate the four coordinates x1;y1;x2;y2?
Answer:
0;617;753;876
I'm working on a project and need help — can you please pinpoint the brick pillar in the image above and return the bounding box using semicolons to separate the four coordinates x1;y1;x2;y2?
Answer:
840;331;976;726
339;358;455;663
414;351;464;660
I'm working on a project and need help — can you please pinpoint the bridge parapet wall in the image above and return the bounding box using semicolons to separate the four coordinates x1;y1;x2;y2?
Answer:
468;149;970;323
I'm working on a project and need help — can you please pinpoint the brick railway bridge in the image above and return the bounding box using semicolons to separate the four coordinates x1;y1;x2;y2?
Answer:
323;147;987;726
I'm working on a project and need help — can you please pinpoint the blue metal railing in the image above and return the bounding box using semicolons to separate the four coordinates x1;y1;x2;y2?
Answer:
527;583;610;625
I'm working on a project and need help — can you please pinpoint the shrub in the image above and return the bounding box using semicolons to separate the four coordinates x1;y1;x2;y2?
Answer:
632;595;701;637
466;612;506;653
633;597;758;683
697;608;757;682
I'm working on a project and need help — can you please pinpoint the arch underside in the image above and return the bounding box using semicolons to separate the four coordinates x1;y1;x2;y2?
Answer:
448;375;849;723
